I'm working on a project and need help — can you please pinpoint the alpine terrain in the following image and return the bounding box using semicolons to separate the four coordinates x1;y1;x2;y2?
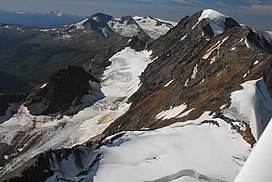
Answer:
0;9;271;182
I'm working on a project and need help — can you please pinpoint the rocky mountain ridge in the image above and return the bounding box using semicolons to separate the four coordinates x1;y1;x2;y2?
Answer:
0;9;272;182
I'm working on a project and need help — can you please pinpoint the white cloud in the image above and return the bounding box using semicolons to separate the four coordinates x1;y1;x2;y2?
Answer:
172;0;204;5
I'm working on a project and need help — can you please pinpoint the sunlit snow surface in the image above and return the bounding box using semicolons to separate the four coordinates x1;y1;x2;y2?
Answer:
93;112;250;182
193;9;227;36
224;79;272;140
234;119;272;182
0;47;153;175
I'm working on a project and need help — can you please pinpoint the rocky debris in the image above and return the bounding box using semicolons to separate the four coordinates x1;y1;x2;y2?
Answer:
103;10;272;138
24;66;99;115
0;94;24;116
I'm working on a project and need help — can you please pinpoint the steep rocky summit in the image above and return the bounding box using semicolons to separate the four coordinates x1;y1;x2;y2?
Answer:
25;66;100;115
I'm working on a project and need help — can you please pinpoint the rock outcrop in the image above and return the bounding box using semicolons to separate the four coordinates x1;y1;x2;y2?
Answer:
24;66;99;115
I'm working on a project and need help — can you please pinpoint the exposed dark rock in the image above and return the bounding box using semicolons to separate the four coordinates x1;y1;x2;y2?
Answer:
91;12;113;22
24;66;99;115
82;13;114;36
264;62;272;97
128;36;147;51
120;15;137;25
0;94;25;116
246;29;272;54
224;17;240;30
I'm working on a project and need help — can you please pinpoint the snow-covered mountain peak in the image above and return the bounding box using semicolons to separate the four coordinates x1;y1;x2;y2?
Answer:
193;9;228;36
200;9;227;21
68;13;176;40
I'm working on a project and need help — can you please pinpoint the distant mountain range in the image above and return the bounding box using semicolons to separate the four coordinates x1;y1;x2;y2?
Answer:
0;9;84;28
0;12;176;94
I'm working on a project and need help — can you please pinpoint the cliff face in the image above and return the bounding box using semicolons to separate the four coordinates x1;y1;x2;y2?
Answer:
264;63;272;97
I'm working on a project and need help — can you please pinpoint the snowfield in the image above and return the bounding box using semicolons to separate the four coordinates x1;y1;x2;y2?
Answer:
91;112;251;182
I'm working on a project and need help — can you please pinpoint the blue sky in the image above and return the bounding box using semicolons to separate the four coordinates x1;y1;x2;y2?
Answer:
0;0;271;30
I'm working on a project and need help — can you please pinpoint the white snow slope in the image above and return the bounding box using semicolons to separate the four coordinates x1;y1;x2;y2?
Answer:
193;9;227;36
234;118;272;182
224;79;272;140
0;47;153;176
93;112;250;182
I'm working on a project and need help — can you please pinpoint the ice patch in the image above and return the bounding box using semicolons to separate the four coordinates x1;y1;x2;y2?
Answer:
156;104;187;120
253;60;259;65
243;70;250;78
40;83;47;89
231;47;236;51
203;36;228;60
191;64;198;79
180;35;187;41
210;57;217;64
177;108;195;118
184;79;189;87
164;79;174;87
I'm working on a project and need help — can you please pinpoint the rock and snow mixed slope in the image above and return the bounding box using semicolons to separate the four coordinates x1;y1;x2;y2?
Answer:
0;47;153;180
69;13;176;40
1;9;272;182
133;15;177;39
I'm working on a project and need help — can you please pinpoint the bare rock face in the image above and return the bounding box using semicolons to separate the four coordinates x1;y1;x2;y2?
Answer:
264;63;272;97
25;66;99;115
